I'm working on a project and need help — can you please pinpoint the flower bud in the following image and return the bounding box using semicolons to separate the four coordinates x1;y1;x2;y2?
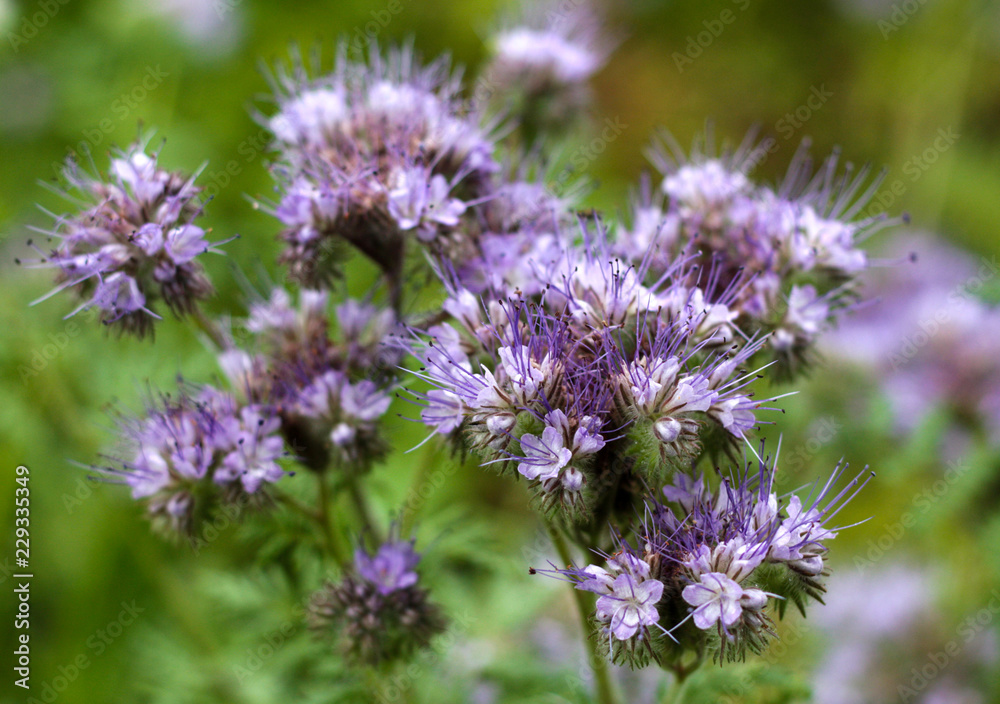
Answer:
487;412;517;436
789;554;825;576
561;466;584;492
740;588;769;611
653;417;682;444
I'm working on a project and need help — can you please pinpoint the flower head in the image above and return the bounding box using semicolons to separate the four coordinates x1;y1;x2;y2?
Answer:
407;225;783;520
263;43;497;288
226;289;399;473
628;129;901;376
21;139;228;337
540;444;871;666
309;534;446;666
485;0;612;129
355;540;422;595
97;384;285;537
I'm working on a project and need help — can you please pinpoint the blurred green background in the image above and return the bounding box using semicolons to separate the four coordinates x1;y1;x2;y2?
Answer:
2;0;1000;702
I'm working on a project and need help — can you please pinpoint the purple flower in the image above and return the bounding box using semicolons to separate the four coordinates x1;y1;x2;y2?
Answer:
97;384;286;535
275;365;394;472
659;285;738;345
682;572;745;630
492;25;602;85
768;495;839;568
457;176;571;296
247;289;298;334
22;139;227;336
706;394;758;438
215;406;285;493
682;539;764;583
598;573;665;641
309;533;446;665
298;371;391;427
91;272;149;320
343;379;393;420
497;344;554;405
630;130;901;372
387;166;466;241
269;87;347;148
263;43;497;285
336;297;394;337
771;284;830;352
420;389;465;435
554;253;662;329
484;0;612;127
520;410;607;494
165;224;213;265
661;159;751;232
356;541;422;595
518;425;572;481
559;546;665;643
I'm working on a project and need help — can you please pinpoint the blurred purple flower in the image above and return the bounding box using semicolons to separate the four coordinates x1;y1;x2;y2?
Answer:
824;233;1000;444
356;540;422;595
98;384;286;535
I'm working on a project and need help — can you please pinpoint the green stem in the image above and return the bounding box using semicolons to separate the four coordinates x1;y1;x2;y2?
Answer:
347;475;382;544
546;523;621;704
315;472;349;567
272;486;318;522
662;672;692;704
190;305;228;350
399;447;438;535
274;478;348;568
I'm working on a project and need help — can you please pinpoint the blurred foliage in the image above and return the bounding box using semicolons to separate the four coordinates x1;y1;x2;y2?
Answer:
1;0;999;702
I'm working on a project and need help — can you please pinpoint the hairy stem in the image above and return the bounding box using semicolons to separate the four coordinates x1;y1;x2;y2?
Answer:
546;523;621;704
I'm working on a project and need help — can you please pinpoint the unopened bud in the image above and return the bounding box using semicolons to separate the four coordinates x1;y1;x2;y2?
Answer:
487;412;516;435
740;588;768;611
789;554;824;576
330;422;356;446
653;417;682;444
561;466;584;492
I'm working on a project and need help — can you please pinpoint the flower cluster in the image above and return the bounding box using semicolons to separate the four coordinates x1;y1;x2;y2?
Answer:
484;0;611;134
308;538;447;666
409;229;779;524
260;16;610;309
21;140;228;337
222;288;400;473
19;11;896;689
611;132;899;374
263;43;498;293
542;449;871;667
99;384;286;537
